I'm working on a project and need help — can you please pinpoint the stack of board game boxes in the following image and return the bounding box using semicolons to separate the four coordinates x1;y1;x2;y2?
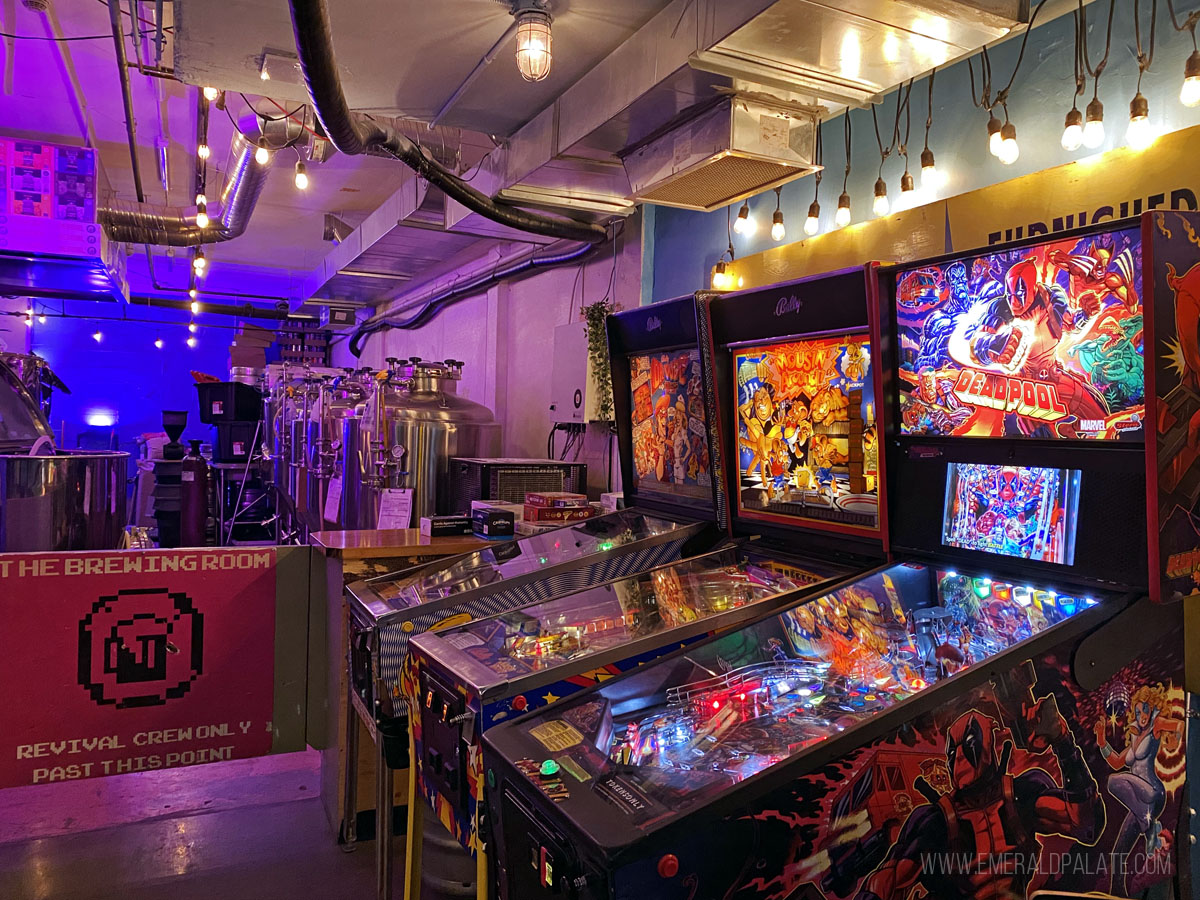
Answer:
518;491;596;534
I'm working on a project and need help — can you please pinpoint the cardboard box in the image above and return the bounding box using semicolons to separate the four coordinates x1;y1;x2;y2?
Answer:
472;507;515;539
470;500;524;520
600;492;623;513
419;515;474;537
524;491;589;508
523;504;596;523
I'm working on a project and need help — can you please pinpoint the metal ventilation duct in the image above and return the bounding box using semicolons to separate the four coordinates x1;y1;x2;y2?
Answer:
621;94;821;212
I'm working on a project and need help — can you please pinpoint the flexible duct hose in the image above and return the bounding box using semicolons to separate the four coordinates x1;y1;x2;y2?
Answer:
287;0;608;246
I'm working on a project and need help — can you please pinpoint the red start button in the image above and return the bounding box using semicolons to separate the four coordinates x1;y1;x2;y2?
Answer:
513;695;528;711
657;854;679;879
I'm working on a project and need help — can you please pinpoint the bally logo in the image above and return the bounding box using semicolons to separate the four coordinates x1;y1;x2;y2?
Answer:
774;294;803;317
646;316;662;332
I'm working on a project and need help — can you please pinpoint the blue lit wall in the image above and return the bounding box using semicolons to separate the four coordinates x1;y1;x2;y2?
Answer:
28;300;247;467
649;8;1200;301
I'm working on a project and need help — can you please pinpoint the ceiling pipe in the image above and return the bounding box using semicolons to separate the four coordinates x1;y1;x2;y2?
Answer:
287;0;608;245
131;295;299;320
107;0;146;203
428;20;519;130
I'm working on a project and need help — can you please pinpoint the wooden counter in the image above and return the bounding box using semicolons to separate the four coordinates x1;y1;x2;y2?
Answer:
310;528;492;561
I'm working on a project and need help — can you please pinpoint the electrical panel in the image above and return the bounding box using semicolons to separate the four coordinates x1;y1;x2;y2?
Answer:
549;321;605;424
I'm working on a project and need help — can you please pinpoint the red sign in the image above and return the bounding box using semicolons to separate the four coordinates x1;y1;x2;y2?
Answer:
0;548;277;788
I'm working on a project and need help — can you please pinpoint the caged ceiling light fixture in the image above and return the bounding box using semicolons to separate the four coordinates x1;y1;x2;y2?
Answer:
513;1;553;82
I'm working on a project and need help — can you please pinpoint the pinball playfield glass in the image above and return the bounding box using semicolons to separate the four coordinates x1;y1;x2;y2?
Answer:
405;544;841;852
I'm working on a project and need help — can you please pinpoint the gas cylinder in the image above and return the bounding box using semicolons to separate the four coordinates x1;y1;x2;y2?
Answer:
181;439;209;546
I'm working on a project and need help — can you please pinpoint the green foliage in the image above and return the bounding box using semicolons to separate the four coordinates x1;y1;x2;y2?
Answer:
582;299;615;422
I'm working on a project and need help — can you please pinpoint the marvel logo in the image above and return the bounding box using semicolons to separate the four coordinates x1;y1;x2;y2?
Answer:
1079;419;1104;431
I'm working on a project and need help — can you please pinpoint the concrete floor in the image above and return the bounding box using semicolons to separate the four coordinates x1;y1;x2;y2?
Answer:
0;752;391;900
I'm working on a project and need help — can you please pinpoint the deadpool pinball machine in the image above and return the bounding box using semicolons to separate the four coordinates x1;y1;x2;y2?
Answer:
399;294;858;891
479;215;1197;900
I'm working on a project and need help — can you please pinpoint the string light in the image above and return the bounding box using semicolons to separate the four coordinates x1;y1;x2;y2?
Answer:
1126;0;1158;151
713;211;737;289
733;200;755;235
195;192;207;207
711;261;730;290
195;200;209;229
1063;7;1088;151
188;322;198;333
38;314;46;324
255;138;272;165
191;300;201;315
154;337;164;349
193;248;206;272
1081;0;1115;149
1083;97;1106;147
92;330;102;342
1167;0;1200;105
986;115;1003;156
804;121;823;236
836;191;851;228
294;160;309;190
870;81;909;217
920;69;939;190
187;336;198;348
836;113;853;228
770;187;785;241
202;86;220;102
997;120;1019;164
1062;108;1084;150
804;201;820;236
197;142;211;160
872;177;890;217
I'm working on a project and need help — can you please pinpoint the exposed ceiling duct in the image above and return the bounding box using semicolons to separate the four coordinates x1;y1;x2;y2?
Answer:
286;0;609;246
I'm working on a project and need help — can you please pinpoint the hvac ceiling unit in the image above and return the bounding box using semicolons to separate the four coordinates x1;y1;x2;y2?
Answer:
621;94;821;212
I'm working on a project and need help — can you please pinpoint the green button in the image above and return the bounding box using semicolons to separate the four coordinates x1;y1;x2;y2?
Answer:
540;759;560;777
487;768;495;788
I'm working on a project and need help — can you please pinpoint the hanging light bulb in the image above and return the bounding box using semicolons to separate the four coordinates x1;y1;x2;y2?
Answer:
154;337;164;349
294;160;309;190
197;142;211;160
986;115;1003;157
255;138;271;165
1182;51;1200;107
202;86;220;102
38;315;46;324
193;248;206;272
195;192;207;207
901;171;915;195
920;148;937;190
711;262;726;290
195;200;209;229
733;200;755;235
803;201;820;236
1083;97;1105;149
188;322;198;333
24;314;33;327
770;209;786;242
92;330;102;342
190;300;200;315
187;336;198;348
188;288;198;300
514;7;553;82
997;122;1019;165
1061;108;1084;151
872;178;889;217
1126;92;1155;150
835;191;851;228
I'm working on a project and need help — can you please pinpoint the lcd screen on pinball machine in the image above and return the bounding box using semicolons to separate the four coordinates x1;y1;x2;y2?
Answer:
733;335;879;530
897;226;1144;440
942;463;1081;565
629;350;712;504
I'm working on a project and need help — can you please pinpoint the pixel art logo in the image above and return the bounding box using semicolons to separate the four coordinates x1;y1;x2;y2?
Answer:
77;588;205;709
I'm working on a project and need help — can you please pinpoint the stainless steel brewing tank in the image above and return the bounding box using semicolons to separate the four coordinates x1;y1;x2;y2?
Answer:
0;449;129;551
362;359;500;522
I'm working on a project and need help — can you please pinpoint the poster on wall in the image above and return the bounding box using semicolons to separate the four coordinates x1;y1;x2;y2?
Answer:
0;548;277;788
896;226;1145;440
1149;210;1200;600
628;349;712;505
733;334;879;531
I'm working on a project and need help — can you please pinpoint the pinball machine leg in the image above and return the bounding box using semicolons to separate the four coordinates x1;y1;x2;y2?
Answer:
403;717;424;900
377;735;395;900
341;650;359;847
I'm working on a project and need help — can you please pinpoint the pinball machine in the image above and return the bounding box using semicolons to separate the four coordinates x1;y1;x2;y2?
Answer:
397;292;866;894
480;214;1197;900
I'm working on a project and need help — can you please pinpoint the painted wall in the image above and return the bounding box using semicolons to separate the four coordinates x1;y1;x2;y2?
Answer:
337;215;643;498
650;7;1200;301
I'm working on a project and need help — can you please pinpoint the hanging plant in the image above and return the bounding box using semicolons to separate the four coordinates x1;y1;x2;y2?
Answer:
582;298;616;422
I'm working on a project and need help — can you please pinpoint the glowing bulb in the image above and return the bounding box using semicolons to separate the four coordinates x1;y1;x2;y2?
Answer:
188;322;198;333
24;316;33;327
294;161;309;190
986;115;1003;157
835;191;851;228
37;315;46;324
197;143;211;160
872;178;889;217
189;288;197;300
260;67;270;81
195;201;209;229
803;201;820;236
733;201;754;235
202;86;220;102
711;262;731;290
1126;93;1155;150
919;148;937;190
514;9;553;82
187;336;198;348
1182;51;1200;107
193;249;206;272
255;139;271;165
190;300;200;315
1083;97;1105;149
154;338;164;349
770;209;785;242
195;193;207;207
92;330;102;342
997;122;1019;165
1061;108;1084;151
